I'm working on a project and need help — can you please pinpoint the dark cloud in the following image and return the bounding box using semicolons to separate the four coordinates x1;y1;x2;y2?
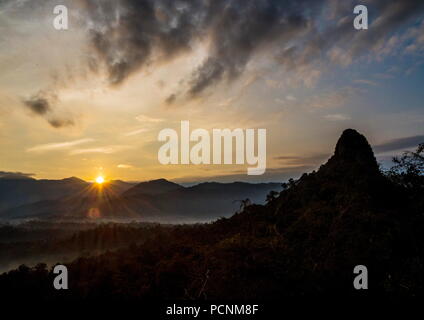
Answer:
274;153;331;166
373;135;424;153
23;95;51;115
83;0;204;86
81;0;320;98
349;0;424;56
22;92;75;128
0;171;35;180
186;1;312;97
165;93;177;105
80;0;424;101
47;118;75;128
276;0;424;72
174;165;314;184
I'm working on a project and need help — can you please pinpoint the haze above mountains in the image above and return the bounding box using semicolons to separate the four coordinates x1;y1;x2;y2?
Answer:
0;176;281;222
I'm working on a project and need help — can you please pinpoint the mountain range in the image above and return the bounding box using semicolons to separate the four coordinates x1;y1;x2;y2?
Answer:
0;177;281;222
0;177;134;212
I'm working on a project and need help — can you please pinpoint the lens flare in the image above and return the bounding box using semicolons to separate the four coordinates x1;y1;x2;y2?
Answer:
96;176;105;184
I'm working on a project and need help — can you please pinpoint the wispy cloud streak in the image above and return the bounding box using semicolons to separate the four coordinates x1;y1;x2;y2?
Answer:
27;138;95;152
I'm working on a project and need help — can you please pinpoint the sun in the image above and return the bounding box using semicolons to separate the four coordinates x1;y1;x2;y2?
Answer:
95;176;105;184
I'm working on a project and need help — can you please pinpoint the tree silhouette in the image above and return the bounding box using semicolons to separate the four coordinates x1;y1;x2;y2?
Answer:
234;198;252;213
266;190;279;204
387;143;424;191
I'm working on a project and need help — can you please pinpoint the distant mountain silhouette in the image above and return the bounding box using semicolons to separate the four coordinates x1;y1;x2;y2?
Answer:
111;181;282;221
0;177;88;213
0;178;135;218
60;177;87;184
123;178;184;197
0;178;282;221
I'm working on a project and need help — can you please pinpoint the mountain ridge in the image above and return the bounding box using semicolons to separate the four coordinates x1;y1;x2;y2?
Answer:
0;179;282;221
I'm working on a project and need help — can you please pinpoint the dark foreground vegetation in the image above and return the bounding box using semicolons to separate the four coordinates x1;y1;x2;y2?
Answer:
0;129;423;300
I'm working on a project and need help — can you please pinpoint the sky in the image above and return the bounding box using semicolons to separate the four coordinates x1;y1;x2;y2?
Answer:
0;0;423;183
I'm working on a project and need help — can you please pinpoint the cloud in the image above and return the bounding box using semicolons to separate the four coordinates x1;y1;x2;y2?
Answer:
324;113;351;121
70;145;133;155
117;164;134;169
275;98;285;105
22;95;51;115
355;1;424;58
174;165;315;184
307;87;358;109
48;118;75;128
77;0;338;98
374;73;394;80
216;74;259;107
135;115;164;123
122;115;164;136
218;96;238;108
22;91;75;128
354;79;378;86
403;21;424;54
274;153;331;166
123;128;149;137
0;171;35;179
310;0;424;67
27;138;95;152
373;135;424;153
165;94;177;105
9;0;424;111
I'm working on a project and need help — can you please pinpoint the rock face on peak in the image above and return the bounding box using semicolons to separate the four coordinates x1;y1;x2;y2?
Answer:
320;129;380;178
274;129;397;217
334;129;378;167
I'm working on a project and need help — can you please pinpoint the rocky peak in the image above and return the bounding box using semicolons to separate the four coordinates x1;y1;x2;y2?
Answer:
322;129;379;175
